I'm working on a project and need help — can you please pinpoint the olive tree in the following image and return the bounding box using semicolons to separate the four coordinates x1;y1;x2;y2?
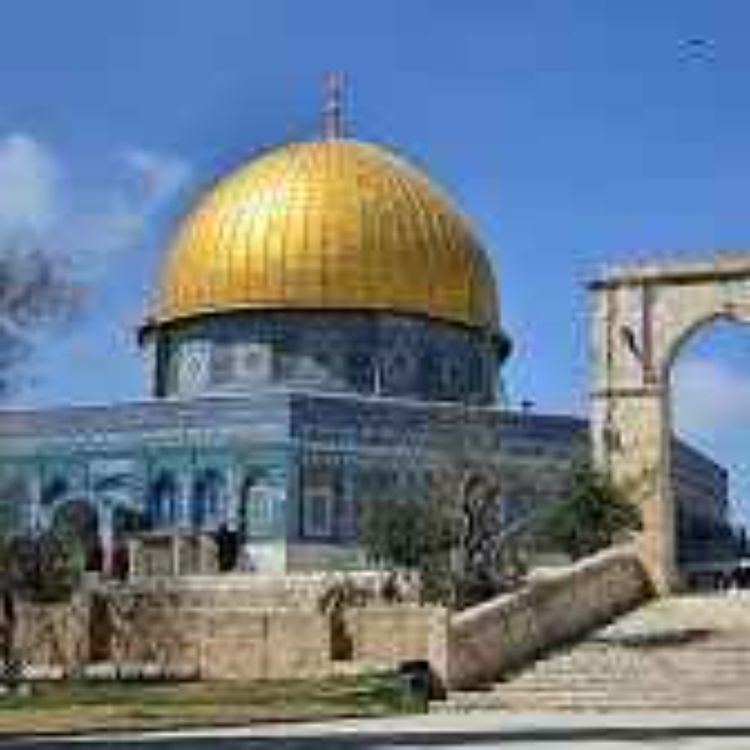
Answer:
532;455;641;560
355;447;639;609
356;460;555;608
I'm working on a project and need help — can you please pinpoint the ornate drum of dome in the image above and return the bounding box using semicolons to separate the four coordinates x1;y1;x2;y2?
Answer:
141;138;511;404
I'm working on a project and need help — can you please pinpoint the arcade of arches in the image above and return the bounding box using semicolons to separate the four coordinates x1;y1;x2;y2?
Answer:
591;254;750;592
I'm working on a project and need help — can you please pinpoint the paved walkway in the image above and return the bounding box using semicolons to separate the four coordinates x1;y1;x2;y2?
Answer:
7;712;750;748
440;592;750;712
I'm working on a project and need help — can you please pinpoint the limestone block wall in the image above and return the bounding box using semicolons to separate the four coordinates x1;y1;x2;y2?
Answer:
101;590;202;676
129;534;219;578
121;571;400;610
9;576;428;681
442;544;650;690
14;596;89;676
95;586;332;680
9;547;649;687
198;608;330;680
344;605;444;668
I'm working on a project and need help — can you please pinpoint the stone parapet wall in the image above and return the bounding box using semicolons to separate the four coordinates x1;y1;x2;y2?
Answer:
198;608;331;680
344;605;444;668
116;570;404;610
9;547;649;687
9;574;429;681
285;543;366;573
441;544;650;690
14;596;89;676
129;534;219;578
98;590;201;676
91;585;334;680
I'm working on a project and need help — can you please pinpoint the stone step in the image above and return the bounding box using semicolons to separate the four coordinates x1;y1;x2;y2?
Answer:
501;673;750;685
434;595;750;714
518;670;750;681
438;690;750;709
489;688;750;701
520;662;750;675
514;655;750;673
434;701;750;711
537;649;750;661
435;699;750;713
491;680;750;693
517;669;750;679
506;668;750;682
510;672;750;685
528;649;738;656
449;684;750;705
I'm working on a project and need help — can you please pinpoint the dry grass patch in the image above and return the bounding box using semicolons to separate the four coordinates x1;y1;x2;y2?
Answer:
0;674;419;737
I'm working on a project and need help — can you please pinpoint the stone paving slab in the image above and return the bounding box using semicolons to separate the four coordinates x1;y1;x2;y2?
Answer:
7;711;750;748
440;594;750;713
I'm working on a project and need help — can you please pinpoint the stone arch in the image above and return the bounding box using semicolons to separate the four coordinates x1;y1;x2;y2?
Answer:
591;255;750;591
147;470;179;528
191;467;227;529
661;311;750;380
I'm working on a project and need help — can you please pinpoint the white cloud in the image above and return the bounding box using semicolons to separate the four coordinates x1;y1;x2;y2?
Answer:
120;147;192;209
65;204;147;260
672;358;750;437
0;133;61;236
0;132;191;273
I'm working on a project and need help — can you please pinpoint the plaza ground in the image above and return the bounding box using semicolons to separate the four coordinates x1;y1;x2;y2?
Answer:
5;712;750;748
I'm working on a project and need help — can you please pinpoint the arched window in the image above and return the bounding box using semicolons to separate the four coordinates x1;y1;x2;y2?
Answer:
148;471;178;528
191;468;226;529
347;352;373;393
239;475;277;539
40;475;68;507
210;343;235;385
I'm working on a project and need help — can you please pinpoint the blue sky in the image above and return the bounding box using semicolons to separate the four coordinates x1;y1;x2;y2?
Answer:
2;0;750;522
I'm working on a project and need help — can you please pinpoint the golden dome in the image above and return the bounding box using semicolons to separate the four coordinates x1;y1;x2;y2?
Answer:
152;139;499;332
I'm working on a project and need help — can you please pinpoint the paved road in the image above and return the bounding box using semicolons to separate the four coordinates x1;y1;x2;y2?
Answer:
6;712;750;749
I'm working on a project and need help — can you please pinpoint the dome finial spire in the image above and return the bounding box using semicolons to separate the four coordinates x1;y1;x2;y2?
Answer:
322;71;345;139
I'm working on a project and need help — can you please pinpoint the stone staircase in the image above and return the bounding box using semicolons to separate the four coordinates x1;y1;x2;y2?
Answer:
435;593;750;712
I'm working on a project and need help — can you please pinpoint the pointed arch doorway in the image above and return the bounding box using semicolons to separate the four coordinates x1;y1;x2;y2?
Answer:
591;255;750;592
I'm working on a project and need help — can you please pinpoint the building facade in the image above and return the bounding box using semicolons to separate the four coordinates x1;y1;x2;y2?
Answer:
0;133;731;572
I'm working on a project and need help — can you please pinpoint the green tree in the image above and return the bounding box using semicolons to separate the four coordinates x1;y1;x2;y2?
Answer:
451;469;549;606
357;486;457;604
533;456;641;560
356;464;542;608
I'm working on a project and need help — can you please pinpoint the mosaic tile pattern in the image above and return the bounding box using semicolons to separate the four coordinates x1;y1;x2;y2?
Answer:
148;311;504;404
0;392;727;567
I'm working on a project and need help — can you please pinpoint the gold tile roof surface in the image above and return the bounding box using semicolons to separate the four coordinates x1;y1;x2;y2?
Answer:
152;139;499;332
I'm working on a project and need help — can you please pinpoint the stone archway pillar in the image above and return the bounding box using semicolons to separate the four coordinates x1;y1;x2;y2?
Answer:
589;255;750;594
593;385;677;593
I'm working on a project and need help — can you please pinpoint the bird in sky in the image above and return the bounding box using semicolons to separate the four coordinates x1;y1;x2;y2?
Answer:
679;37;716;62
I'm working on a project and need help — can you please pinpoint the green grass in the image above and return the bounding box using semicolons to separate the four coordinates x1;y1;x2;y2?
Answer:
0;673;422;736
